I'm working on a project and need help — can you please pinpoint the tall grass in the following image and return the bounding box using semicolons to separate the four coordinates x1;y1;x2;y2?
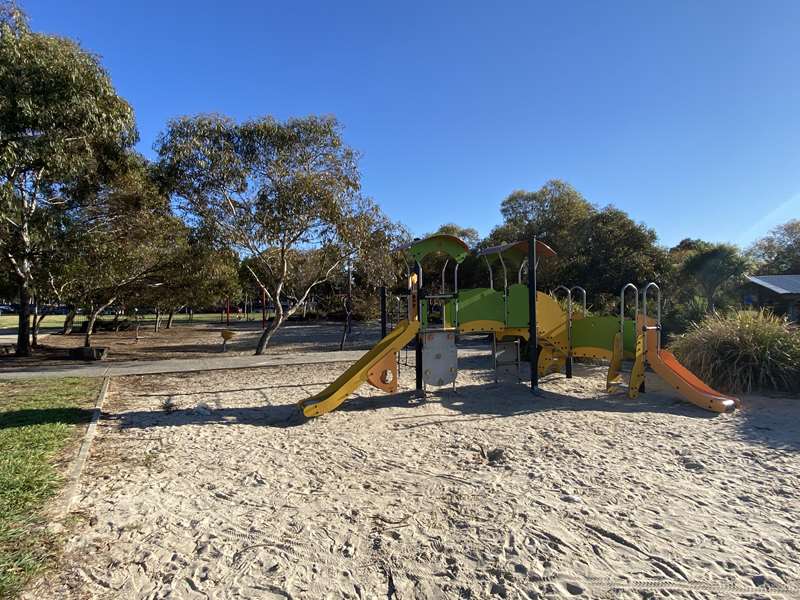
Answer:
671;309;800;395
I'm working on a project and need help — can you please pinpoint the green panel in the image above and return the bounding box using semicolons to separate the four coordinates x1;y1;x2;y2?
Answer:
456;288;505;324
572;316;637;353
444;298;458;328
507;283;529;327
421;299;428;329
406;235;469;264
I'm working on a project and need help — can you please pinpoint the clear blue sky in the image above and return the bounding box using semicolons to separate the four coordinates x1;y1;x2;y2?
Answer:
24;0;800;248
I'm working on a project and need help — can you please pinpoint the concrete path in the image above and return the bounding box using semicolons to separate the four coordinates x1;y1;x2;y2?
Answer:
0;331;51;344
0;350;369;380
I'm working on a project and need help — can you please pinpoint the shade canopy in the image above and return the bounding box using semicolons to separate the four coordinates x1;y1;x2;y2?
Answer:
396;234;471;264
475;240;557;264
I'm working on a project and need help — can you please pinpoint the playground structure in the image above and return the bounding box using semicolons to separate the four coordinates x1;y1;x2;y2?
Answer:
298;235;738;418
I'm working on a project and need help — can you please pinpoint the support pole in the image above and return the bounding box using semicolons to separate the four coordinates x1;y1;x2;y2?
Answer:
415;261;423;395
226;297;230;327
528;238;539;393
380;286;387;339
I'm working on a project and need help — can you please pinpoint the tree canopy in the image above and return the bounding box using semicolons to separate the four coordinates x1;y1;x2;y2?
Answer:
682;243;750;311
0;3;136;354
157;113;398;353
750;219;800;275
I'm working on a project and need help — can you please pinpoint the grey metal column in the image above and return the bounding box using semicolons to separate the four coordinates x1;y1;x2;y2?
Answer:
528;238;539;393
415;261;423;394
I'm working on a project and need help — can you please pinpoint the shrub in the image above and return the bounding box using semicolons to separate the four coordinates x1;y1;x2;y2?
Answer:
671;309;800;394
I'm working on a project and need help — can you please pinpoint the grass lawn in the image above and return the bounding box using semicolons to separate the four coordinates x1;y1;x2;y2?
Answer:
0;377;100;598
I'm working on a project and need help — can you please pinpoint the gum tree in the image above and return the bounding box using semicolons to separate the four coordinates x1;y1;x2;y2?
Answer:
54;154;186;347
0;4;136;355
158;114;393;354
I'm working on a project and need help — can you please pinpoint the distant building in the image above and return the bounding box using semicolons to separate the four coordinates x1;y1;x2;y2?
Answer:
743;275;800;323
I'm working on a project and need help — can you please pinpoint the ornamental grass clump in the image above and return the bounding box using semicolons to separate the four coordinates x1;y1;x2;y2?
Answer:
671;309;800;395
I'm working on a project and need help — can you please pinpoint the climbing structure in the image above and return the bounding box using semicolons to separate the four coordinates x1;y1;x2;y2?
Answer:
299;234;738;418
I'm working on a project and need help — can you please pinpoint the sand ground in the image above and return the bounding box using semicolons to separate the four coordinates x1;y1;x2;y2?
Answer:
26;348;800;599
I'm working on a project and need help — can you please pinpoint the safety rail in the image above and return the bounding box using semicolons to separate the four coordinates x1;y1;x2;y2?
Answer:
620;283;638;341
641;282;662;353
570;286;587;316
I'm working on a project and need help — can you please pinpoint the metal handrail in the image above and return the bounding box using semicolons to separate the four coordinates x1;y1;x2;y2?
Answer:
620;283;638;341
570;286;587;316
440;259;449;294
642;282;662;353
483;255;493;290
518;259;527;284
498;254;508;290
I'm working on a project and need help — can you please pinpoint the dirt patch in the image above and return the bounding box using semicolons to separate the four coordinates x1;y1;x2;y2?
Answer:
0;320;381;372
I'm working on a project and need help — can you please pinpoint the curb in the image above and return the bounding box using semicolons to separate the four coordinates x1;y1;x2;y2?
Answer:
58;375;111;518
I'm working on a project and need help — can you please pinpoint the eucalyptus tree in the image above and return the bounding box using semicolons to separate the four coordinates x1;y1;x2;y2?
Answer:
750;219;800;275
0;4;136;355
55;154;186;347
158;114;393;354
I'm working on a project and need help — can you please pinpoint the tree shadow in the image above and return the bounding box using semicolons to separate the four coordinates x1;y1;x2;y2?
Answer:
735;395;800;452
135;382;335;397
107;374;721;432
0;407;95;429
338;381;720;425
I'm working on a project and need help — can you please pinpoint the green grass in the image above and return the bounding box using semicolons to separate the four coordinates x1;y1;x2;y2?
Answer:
0;378;100;598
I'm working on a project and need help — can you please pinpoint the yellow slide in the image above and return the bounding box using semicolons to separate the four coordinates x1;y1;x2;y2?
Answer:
643;328;737;413
299;319;420;418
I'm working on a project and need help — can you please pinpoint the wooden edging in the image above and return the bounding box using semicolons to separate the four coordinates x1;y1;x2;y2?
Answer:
58;375;111;519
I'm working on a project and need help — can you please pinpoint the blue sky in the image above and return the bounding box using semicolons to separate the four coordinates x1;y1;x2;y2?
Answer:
24;1;800;248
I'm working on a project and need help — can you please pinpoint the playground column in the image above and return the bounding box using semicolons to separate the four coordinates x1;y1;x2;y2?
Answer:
415;261;423;395
380;286;387;339
528;238;539;392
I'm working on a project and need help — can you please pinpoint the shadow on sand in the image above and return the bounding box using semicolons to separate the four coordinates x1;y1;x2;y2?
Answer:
103;375;730;433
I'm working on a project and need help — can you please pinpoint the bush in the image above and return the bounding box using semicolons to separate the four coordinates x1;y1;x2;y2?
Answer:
662;296;708;338
671;309;800;394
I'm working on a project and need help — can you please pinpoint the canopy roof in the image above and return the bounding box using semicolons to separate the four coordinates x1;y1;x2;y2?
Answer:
396;234;471;264
746;274;800;295
475;240;557;263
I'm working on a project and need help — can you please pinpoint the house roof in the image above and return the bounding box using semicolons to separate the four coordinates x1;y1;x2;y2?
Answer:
746;275;800;294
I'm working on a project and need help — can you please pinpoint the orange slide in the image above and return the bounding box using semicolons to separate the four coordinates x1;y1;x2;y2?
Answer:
643;327;737;413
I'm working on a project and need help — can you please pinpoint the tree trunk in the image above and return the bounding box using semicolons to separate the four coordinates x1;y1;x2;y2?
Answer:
32;314;47;347
166;309;175;329
85;298;116;348
62;306;77;335
154;308;161;332
15;280;32;357
255;314;284;355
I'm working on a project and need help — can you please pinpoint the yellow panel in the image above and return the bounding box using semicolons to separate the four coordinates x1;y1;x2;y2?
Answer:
606;332;623;392
627;334;646;399
458;319;505;334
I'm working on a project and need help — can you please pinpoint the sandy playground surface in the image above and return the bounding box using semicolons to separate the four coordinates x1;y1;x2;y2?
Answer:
28;349;800;599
